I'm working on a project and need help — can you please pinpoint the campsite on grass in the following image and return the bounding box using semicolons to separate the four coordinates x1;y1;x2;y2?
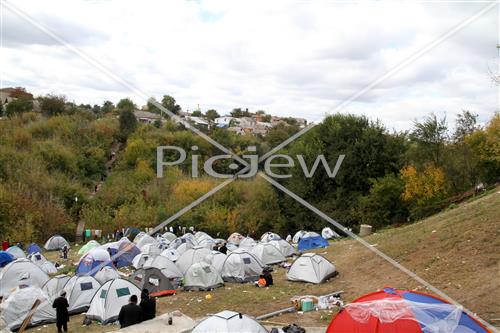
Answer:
1;2;499;332
0;187;498;332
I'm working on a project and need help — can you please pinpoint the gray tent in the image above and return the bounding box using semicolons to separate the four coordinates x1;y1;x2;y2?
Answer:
0;258;49;298
192;310;268;333
175;246;211;274
286;253;337;284
221;249;263;283
44;235;70;251
42;274;71;299
183;262;223;291
250;243;286;265
94;266;120;285
0;286;56;331
129;267;175;296
63;275;101;314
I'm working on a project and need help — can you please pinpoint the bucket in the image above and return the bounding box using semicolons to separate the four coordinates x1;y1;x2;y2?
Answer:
301;298;314;312
85;229;91;237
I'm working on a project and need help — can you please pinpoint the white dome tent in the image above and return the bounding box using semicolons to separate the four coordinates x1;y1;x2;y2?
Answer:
322;227;340;239
0;286;56;331
42;275;71;299
162;231;177;242
6;246;25;259
227;232;244;245
86;278;141;324
250;243;287;265
286;253;337;284
268;239;297;257
239;237;257;249
143;255;183;280
292;230;306;244
192;310;268;333
0;258;49;298
44;235;70;251
183;262;224;291
221;249;263;283
202;251;227;273
260;232;281;243
132;253;153;269
176;246;212;274
160;248;181;262
28;252;58;275
63;275;101;314
94;266;120;285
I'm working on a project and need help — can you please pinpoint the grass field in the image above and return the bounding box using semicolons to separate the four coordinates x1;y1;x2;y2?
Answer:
33;188;500;332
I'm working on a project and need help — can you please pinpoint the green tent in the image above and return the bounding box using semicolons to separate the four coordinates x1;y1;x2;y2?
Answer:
78;240;100;255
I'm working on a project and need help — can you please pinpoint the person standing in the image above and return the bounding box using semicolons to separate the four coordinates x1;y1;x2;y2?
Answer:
52;291;69;333
139;289;156;321
118;295;142;328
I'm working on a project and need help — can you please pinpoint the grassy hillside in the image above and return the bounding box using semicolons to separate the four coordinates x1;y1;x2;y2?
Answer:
35;187;499;332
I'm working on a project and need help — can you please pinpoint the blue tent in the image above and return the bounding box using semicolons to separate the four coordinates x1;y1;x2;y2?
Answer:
109;242;141;268
27;243;42;254
76;250;114;276
298;236;329;251
0;251;14;268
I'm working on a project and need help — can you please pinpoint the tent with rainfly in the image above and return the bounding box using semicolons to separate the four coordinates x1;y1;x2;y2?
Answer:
128;267;176;297
221;249;263;283
286;253;337;284
175;246;212;274
94;266;120;285
78;240;100;255
108;240;141;268
202;251;227;273
6;246;26;259
0;258;49;298
44;235;70;251
76;248;113;276
27;243;42;255
86;278;141;324
0;251;14;268
250;243;286;265
268;239;297;257
298;234;329;251
42;274;71;299
143;255;183;281
63;275;101;314
326;287;491;333
192;310;268;333
0;286;56;331
183;262;224;291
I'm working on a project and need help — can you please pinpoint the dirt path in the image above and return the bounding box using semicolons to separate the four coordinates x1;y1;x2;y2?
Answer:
75;142;122;242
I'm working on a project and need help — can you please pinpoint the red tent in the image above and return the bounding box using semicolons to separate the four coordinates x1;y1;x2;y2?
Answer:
326;287;490;333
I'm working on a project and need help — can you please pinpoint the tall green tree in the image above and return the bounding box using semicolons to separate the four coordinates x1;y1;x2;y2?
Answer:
161;95;181;115
410;113;448;166
40;94;67;116
206;109;220;121
117;98;136;111
119;109;138;141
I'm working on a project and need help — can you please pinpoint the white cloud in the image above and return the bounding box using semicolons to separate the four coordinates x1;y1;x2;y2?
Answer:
0;0;497;129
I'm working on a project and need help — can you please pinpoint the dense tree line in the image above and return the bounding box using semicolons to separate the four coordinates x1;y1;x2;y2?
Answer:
1;90;498;241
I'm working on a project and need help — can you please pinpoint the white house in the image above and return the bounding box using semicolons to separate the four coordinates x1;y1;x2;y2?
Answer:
214;116;234;127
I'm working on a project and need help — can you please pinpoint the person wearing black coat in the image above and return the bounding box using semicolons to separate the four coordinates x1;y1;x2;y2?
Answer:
139;289;156;321
118;295;142;328
52;291;69;333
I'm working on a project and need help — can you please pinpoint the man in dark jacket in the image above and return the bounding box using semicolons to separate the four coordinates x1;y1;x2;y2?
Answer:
139;289;156;321
118;295;142;328
52;291;69;333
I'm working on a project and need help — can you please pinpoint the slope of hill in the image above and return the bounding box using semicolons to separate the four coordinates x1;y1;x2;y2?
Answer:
34;188;499;332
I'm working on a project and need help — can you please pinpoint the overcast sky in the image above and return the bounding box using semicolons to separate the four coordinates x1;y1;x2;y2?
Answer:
1;0;498;130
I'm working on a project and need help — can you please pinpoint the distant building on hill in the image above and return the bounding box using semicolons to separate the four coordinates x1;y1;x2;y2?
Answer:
133;110;162;124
